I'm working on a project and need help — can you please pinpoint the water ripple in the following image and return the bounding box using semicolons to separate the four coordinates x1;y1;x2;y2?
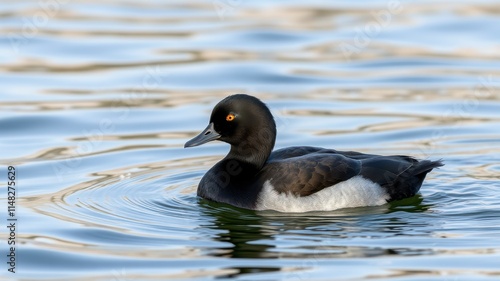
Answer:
3;0;500;280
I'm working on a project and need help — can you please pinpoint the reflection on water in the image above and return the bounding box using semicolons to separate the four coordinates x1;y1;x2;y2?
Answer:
203;195;433;260
1;0;500;280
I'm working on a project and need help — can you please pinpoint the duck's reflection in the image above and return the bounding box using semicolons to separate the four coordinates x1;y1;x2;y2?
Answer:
199;195;434;266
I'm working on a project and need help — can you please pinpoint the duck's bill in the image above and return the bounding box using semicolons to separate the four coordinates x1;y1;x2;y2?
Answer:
184;123;221;148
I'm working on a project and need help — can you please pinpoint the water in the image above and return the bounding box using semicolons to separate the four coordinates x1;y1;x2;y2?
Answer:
1;0;500;280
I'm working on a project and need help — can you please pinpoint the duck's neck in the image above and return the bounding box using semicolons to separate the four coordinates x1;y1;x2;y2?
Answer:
225;127;276;172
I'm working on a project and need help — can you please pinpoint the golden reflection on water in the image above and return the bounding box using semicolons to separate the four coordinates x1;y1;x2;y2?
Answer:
2;1;499;75
6;144;165;163
1;88;498;113
3;49;499;74
21;233;228;260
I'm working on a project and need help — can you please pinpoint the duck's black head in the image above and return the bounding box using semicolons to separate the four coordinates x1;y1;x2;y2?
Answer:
185;94;276;169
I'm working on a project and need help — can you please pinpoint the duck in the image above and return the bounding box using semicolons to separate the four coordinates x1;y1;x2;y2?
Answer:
185;94;443;212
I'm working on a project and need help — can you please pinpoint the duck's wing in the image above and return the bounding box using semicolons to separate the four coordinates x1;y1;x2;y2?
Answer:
262;153;361;196
263;149;443;199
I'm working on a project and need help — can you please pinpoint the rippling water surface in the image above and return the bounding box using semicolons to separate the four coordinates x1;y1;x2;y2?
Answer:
1;0;500;280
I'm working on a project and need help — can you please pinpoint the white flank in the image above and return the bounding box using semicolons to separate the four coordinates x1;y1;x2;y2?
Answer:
256;176;390;212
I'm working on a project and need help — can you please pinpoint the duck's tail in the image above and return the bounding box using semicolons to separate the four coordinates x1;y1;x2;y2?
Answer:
360;156;444;201
397;158;444;201
413;159;444;181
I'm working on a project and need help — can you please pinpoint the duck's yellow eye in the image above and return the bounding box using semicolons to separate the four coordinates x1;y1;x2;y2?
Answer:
226;113;235;122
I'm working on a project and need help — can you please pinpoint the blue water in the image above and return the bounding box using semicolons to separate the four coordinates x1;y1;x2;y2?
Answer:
1;0;500;280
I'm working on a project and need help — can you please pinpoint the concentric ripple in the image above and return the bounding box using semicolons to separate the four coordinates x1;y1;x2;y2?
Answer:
25;156;232;254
